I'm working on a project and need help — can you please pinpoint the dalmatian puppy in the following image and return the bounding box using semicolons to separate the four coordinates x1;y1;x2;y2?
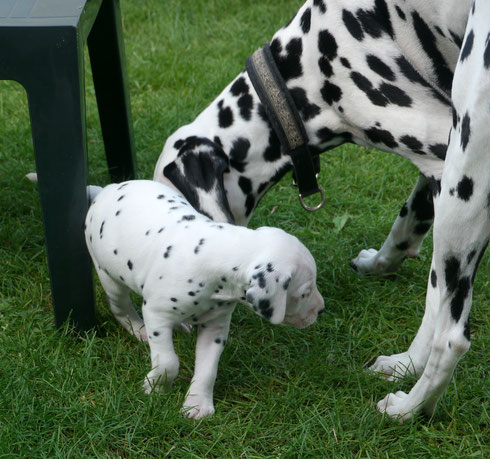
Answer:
151;0;485;420
84;180;324;419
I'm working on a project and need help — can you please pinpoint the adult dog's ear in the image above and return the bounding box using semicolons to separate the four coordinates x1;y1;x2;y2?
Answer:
245;264;291;324
163;137;235;223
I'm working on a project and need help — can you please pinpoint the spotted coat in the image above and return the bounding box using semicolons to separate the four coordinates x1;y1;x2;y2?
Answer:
152;0;486;421
85;180;324;419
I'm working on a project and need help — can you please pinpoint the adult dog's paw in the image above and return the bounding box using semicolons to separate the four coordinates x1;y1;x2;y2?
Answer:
377;391;414;423
351;248;402;275
369;352;421;381
182;394;215;420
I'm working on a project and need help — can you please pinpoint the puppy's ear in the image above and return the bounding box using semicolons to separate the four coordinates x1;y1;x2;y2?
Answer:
245;264;291;324
163;137;235;223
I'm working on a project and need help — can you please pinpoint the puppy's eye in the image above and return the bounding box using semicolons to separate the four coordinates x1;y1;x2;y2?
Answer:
301;289;312;299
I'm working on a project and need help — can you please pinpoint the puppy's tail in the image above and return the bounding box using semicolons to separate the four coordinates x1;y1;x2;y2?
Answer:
26;172;103;202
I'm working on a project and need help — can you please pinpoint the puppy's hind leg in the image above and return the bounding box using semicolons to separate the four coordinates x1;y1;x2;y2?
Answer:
96;267;147;341
142;306;179;394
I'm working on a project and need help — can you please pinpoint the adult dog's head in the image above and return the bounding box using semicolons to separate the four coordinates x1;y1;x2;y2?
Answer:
154;135;236;223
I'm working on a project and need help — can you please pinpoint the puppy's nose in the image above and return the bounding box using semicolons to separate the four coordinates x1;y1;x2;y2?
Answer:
317;308;325;315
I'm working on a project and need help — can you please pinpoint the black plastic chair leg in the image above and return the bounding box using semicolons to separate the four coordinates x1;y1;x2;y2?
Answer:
88;0;136;183
24;27;96;330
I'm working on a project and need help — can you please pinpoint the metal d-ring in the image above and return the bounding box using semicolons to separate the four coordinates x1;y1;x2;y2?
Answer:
299;187;325;212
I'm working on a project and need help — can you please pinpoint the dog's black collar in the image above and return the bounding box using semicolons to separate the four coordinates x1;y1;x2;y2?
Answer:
246;44;324;211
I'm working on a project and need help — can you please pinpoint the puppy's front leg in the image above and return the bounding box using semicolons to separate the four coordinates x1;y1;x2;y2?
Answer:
142;308;179;393
182;310;234;419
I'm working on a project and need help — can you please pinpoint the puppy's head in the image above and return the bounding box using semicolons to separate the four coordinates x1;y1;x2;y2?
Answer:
245;228;324;329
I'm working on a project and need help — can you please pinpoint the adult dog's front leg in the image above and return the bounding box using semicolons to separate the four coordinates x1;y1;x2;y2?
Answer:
377;2;490;420
352;174;434;275
370;256;439;380
182;311;234;419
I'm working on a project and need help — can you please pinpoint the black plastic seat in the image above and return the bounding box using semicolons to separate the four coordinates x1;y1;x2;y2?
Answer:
0;0;137;330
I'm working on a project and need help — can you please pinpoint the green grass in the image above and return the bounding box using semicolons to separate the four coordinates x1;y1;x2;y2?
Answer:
0;0;488;456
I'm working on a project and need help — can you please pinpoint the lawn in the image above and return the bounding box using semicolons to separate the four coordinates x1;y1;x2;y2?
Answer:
0;0;488;456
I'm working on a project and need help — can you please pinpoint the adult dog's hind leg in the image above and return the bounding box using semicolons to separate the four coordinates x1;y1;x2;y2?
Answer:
352;174;434;275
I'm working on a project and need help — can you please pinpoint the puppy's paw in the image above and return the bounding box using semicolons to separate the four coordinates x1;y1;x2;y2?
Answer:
182;394;215;419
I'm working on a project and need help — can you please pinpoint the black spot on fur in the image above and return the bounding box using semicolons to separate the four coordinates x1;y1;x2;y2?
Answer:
300;8;311;34
262;129;282;162
238;94;254;121
456;176;474;201
215;338;221;344
164;246;173;259
460;30;474;62
364;127;398;149
396;241;410;251
450;276;470;322
290;87;321;121
463;319;470;341
449;30;463;48
181;215;196;222
467;250;477;264
318;56;333;78
484;35;490;68
399;203;408;217
238;176;253;195
342;9;364;41
366;55;396;81
445;256;461;294
461;113;471;151
340;57;351;68
379;83;412;107
350;72;389;106
396;56;431;88
99;221;105;239
318;29;338;61
431;269;437;288
411;184;434;221
283;277;291;290
194;238;205;254
321;80;342;105
429;144;447;160
127;260;133;270
395;5;406;21
357;0;394;39
270;37;303;81
412;11;453;92
400;135;424;153
217;100;234;128
414;223;431;235
313;0;326;14
230;77;249;97
229;137;250;173
472;241;488;284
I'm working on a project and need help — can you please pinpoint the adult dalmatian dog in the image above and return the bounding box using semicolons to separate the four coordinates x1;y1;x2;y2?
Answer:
153;0;489;421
